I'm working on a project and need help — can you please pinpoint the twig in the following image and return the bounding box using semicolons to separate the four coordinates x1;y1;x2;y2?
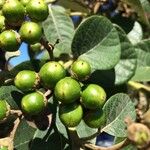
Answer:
70;12;87;17
63;60;74;69
44;89;52;97
128;81;150;92
40;38;59;60
84;139;129;150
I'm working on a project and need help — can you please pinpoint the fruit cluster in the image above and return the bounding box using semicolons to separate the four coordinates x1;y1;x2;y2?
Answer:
8;60;106;129
0;0;49;52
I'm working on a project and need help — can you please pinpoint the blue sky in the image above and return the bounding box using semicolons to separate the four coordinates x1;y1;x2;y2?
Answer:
9;42;30;66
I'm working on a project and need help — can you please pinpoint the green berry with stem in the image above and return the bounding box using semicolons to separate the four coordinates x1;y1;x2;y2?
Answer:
59;103;83;127
0;30;21;52
81;84;106;109
14;70;40;92
19;21;42;44
83;109;106;128
21;91;46;115
39;61;66;89
2;0;25;25
54;77;81;104
70;59;91;81
0;100;10;122
30;42;41;53
26;0;49;22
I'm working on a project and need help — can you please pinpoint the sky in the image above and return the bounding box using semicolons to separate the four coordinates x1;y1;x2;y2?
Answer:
9;42;30;66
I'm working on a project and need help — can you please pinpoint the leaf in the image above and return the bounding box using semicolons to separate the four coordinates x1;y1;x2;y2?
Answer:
114;26;137;85
55;0;89;13
102;93;136;137
71;15;121;71
131;39;150;81
42;5;74;57
131;66;150;81
135;39;150;66
122;0;150;26
121;144;137;150
127;21;143;45
14;119;36;150
0;85;23;109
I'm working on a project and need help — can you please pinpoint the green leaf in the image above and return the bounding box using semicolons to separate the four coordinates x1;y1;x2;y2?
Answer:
135;39;150;66
102;93;136;137
127;21;143;45
42;5;74;57
0;85;23;109
121;144;137;150
14;119;36;150
131;39;150;81
131;66;150;81
122;0;150;26
114;26;137;85
55;0;89;13
71;15;121;71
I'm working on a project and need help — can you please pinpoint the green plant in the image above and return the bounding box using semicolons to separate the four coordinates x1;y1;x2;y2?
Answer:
59;103;83;127
0;30;21;51
54;77;81;104
19;21;42;44
14;70;40;92
39;61;66;88
21;91;46;115
0;0;150;150
26;0;49;22
81;84;106;109
70;59;91;81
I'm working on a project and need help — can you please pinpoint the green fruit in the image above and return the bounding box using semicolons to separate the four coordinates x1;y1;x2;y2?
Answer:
39;61;66;89
14;70;40;92
83;109;106;128
0;15;5;32
59;103;83;127
2;0;25;25
19;21;42;44
26;0;49;22
0;30;21;52
70;60;91;81
54;77;81;104
19;0;30;6
21;91;46;115
0;100;9;122
0;0;5;9
30;42;41;52
81;84;106;109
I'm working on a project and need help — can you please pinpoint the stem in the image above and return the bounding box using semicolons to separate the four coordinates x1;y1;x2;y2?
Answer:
128;81;150;92
70;12;87;16
63;60;74;69
67;128;82;150
84;139;129;150
40;38;55;60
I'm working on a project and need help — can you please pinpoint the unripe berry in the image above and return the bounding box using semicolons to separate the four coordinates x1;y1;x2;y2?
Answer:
83;109;106;128
0;15;5;32
19;21;42;44
59;103;83;127
39;61;66;89
30;42;41;53
21;91;46;115
70;60;91;81
2;0;25;25
0;100;10;122
81;84;106;109
26;0;49;22
14;70;40;92
54;77;81;104
0;30;21;52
